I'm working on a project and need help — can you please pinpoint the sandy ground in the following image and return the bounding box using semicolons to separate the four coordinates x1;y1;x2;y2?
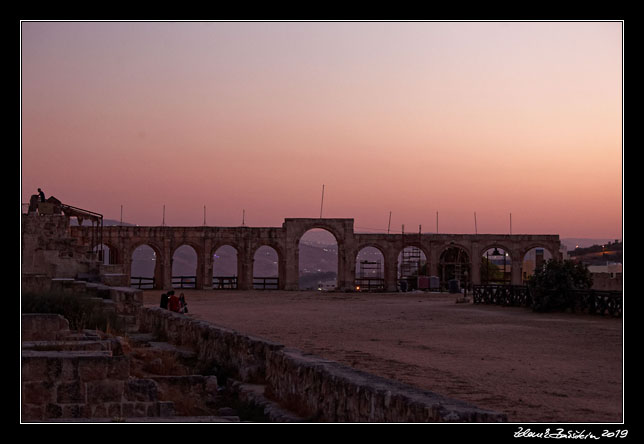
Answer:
143;290;623;423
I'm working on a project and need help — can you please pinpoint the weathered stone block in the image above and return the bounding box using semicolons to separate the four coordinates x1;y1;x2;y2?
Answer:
125;379;158;402
86;380;124;403
56;381;84;403
78;357;108;381
23;381;54;404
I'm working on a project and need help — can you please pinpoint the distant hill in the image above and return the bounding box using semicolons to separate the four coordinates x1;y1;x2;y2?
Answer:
561;238;621;250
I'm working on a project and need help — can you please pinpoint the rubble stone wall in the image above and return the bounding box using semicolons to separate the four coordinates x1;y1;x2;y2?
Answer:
137;307;508;422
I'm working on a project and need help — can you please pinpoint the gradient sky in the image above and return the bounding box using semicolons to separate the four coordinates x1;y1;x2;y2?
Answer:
21;21;622;239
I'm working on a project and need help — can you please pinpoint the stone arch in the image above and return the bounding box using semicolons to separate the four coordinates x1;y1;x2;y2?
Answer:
479;243;514;284
129;241;164;290
298;228;339;291
171;243;199;289
355;244;386;291
211;243;240;289
92;240;121;265
252;244;282;290
396;243;430;291
438;244;471;290
520;244;555;284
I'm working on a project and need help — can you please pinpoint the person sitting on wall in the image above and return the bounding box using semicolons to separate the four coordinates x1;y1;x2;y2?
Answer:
38;188;46;202
168;290;181;313
179;293;188;314
160;292;168;309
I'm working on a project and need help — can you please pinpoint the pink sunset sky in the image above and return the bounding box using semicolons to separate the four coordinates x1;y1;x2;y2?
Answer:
20;21;622;239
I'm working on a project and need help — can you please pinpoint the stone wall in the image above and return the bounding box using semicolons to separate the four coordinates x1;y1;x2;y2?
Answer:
21;313;173;421
137;307;507;422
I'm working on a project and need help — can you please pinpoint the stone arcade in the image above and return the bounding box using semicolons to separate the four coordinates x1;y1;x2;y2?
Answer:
70;218;562;291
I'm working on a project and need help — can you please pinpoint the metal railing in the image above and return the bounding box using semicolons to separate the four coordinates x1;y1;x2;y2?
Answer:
131;276;155;289
253;277;279;290
473;284;622;317
355;278;385;292
213;276;237;289
173;275;196;289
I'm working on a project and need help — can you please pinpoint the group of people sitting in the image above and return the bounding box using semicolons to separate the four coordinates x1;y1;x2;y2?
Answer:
160;290;188;314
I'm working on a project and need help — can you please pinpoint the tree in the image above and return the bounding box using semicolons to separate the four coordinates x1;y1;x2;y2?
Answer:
527;259;593;312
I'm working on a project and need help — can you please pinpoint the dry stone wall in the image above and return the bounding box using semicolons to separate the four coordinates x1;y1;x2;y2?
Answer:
137;307;508;422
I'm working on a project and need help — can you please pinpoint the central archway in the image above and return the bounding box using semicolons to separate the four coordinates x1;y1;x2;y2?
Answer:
299;228;338;290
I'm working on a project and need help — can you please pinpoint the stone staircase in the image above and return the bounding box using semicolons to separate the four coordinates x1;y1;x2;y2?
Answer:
21;314;243;422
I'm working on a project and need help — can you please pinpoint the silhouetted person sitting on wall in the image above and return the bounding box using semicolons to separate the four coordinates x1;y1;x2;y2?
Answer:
38;188;46;202
160;292;168;309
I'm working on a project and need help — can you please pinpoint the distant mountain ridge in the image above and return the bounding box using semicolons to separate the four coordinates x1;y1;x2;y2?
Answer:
561;238;622;250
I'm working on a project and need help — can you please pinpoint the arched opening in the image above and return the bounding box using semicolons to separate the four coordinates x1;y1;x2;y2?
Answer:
299;228;338;291
355;246;385;291
522;247;553;284
397;246;427;291
93;243;113;265
131;244;159;290
172;245;197;289
439;246;471;292
481;246;512;284
213;245;238;289
253;246;279;290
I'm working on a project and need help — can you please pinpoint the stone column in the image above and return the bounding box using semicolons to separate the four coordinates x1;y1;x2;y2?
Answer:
162;238;173;291
511;258;523;285
470;243;481;286
384;249;398;292
336;242;350;290
203;240;213;290
284;240;299;291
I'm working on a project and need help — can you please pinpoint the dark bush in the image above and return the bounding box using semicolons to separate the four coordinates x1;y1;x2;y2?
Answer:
527;259;593;312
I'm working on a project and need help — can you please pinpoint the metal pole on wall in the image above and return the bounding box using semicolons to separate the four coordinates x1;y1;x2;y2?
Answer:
387;211;392;235
474;212;478;234
162;205;165;226
120;205;123;226
320;184;325;218
510;213;512;235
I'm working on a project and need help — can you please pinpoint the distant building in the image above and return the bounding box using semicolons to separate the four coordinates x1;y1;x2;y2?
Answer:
587;263;622;291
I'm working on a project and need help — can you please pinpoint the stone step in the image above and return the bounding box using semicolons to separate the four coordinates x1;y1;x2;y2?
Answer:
228;381;304;423
148;342;197;360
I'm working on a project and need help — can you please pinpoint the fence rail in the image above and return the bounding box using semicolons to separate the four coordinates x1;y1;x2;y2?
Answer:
213;276;238;289
253;277;279;290
131;276;155;289
355;278;385;291
173;275;196;289
473;284;622;317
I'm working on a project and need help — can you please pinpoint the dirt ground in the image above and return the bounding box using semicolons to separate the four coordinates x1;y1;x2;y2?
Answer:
143;290;623;423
